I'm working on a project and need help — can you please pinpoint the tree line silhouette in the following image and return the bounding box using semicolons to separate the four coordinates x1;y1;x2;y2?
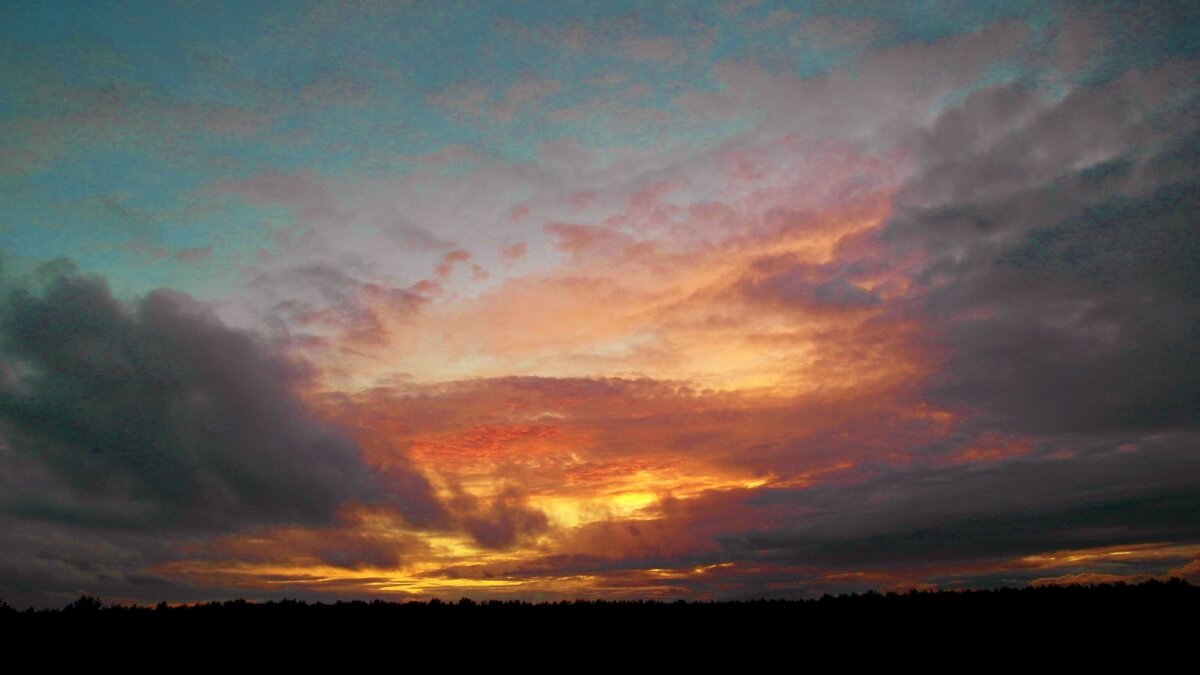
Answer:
3;578;1196;632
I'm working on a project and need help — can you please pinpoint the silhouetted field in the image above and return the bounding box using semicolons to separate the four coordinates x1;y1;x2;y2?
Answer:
3;578;1196;642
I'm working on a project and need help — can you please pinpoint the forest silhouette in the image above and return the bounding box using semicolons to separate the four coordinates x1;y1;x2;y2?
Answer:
3;578;1196;640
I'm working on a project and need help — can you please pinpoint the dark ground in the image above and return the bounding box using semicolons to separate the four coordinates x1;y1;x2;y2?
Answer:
4;578;1196;641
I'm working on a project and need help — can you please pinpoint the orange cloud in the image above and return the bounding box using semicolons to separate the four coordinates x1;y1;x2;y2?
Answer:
153;124;1194;603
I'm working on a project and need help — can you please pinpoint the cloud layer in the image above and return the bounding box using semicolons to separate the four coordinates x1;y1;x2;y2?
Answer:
0;265;449;603
1;2;1198;607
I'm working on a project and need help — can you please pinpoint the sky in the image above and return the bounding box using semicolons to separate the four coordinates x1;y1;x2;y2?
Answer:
1;1;1198;608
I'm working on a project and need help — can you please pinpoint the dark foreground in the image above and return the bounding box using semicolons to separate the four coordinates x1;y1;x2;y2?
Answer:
4;579;1197;639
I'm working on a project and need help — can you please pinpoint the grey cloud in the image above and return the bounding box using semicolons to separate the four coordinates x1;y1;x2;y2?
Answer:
0;263;443;533
734;433;1200;566
715;19;1033;148
741;253;883;311
1058;2;1200;80
457;488;550;550
0;514;416;609
0;516;182;609
887;66;1200;434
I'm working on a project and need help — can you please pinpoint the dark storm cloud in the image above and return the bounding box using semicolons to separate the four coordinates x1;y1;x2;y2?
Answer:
455;488;550;550
1059;1;1200;79
0;263;443;532
730;434;1200;567
887;64;1200;434
0;516;185;609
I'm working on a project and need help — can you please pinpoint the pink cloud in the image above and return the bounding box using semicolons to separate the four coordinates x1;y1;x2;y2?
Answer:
500;242;528;264
436;249;474;277
544;223;634;257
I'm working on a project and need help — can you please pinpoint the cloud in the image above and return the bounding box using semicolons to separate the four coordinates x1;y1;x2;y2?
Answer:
454;487;550;550
749;447;1200;565
0;263;443;532
0;70;272;175
739;252;884;313
619;36;685;64
490;79;562;122
429;78;564;124
499;242;527;264
789;16;886;50
201;505;430;570
413;431;1200;597
6;8;1200;605
249;263;430;349
174;247;212;265
887;66;1200;434
0;516;182;608
688;19;1029;142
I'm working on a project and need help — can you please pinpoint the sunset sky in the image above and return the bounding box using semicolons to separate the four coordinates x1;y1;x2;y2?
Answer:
2;1;1198;608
